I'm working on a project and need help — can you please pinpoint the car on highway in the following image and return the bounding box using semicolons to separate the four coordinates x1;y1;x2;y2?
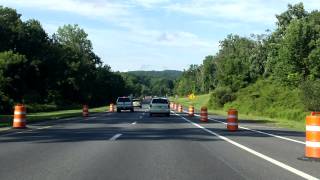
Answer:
133;99;142;108
116;97;134;112
149;97;170;117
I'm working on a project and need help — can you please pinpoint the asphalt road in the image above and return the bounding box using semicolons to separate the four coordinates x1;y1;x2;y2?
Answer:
0;107;319;180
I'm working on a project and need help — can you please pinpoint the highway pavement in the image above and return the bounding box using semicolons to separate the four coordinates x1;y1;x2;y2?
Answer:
0;107;319;180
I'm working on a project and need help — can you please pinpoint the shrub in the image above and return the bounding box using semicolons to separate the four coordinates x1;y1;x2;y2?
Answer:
300;79;320;111
208;86;235;108
0;92;14;114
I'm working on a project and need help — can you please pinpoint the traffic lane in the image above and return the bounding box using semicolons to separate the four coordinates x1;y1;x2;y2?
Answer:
108;113;300;180
0;110;307;180
0;111;142;180
176;113;320;179
0;112;110;137
0;111;145;143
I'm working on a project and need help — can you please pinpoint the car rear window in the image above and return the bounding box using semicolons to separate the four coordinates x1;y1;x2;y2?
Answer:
133;99;140;102
152;99;168;104
118;98;130;102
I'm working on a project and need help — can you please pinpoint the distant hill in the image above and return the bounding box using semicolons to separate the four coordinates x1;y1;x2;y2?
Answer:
127;70;182;80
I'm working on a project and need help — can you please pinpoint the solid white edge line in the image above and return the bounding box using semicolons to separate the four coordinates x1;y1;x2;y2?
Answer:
110;133;122;141
175;113;319;180
36;126;52;130
183;110;305;145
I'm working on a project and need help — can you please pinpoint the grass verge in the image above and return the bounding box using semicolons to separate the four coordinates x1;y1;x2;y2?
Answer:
171;93;306;131
0;106;108;127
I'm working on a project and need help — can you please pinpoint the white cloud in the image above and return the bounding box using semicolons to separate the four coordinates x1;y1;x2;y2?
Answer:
80;26;217;71
131;0;171;8
165;0;277;24
9;0;318;71
1;0;131;20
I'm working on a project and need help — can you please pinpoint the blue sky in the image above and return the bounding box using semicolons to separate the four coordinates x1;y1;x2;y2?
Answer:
1;0;319;72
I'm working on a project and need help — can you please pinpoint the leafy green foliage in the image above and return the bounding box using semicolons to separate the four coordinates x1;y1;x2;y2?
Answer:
121;70;179;97
300;79;320;111
0;7;131;113
208;86;235;108
224;79;306;129
215;35;256;91
174;3;320;124
128;70;182;80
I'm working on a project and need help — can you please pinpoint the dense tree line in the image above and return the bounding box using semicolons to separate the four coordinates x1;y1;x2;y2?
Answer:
0;6;129;113
175;3;320;110
121;70;180;97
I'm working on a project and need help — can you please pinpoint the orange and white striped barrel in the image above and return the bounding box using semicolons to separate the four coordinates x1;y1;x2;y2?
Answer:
109;103;114;112
178;104;183;113
13;104;26;128
227;109;238;131
170;102;174;109
175;104;179;111
306;114;320;158
83;105;89;117
188;105;194;117
311;112;320;116
173;103;176;111
200;106;208;122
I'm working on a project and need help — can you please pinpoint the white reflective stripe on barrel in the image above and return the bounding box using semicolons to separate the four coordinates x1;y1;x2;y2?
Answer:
228;115;237;118
14;111;26;115
13;118;26;123
227;122;238;126
306;125;320;132
306;141;320;148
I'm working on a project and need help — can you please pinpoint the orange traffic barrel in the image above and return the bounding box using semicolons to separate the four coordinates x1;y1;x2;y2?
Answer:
109;103;114;112
200;106;208;122
13;104;27;128
188;105;194;117
178;104;183;113
83;105;89;117
311;112;320;116
170;102;174;109
175;104;179;111
306;115;320;158
227;109;238;131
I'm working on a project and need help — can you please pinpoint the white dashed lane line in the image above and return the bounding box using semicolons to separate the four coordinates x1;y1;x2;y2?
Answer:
109;133;122;141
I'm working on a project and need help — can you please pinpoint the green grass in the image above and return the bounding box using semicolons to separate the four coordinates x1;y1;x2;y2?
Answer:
171;94;211;110
172;79;308;131
0;106;108;127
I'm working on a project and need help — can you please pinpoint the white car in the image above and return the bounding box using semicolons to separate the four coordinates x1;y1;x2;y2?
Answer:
116;97;134;112
133;99;142;108
149;98;170;117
